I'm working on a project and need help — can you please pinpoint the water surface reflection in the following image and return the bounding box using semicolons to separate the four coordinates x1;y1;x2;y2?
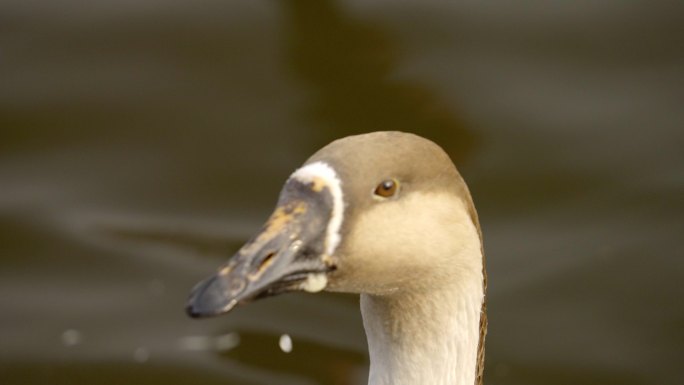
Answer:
1;1;682;385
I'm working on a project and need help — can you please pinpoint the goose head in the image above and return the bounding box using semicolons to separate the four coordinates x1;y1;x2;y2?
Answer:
187;131;483;316
187;131;487;385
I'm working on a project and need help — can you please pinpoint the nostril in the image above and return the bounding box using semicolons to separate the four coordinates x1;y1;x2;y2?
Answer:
256;251;276;274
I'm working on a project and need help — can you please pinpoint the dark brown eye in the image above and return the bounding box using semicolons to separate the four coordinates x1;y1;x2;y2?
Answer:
374;179;399;198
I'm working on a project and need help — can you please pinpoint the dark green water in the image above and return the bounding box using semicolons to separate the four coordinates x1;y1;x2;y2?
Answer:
1;1;683;384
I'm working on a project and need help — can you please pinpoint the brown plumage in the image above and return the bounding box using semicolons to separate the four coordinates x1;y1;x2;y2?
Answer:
188;131;488;385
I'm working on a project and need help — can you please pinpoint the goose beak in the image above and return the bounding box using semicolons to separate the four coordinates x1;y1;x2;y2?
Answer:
186;179;336;318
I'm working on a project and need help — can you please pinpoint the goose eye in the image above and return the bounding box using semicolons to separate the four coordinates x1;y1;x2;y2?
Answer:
374;179;399;198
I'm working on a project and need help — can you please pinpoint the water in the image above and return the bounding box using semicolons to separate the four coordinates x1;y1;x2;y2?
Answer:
1;1;682;384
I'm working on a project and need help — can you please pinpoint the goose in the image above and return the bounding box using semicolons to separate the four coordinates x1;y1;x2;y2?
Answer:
187;131;487;385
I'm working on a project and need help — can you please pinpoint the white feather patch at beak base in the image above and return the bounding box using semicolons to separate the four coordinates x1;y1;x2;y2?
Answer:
290;161;345;256
301;273;328;293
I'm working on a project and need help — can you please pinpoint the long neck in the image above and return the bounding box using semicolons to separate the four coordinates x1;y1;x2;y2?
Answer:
360;270;484;385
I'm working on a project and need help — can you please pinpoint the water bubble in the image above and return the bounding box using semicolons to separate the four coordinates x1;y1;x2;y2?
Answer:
61;329;82;347
177;336;213;351
214;332;240;352
134;347;150;363
279;334;293;353
178;333;240;352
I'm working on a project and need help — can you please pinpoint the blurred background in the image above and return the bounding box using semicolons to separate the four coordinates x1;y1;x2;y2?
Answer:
1;1;683;384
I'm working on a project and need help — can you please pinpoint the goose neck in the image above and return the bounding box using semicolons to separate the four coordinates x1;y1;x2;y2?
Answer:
360;276;484;385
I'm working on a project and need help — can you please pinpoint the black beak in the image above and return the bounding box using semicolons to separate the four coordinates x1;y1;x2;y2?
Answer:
186;178;336;318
